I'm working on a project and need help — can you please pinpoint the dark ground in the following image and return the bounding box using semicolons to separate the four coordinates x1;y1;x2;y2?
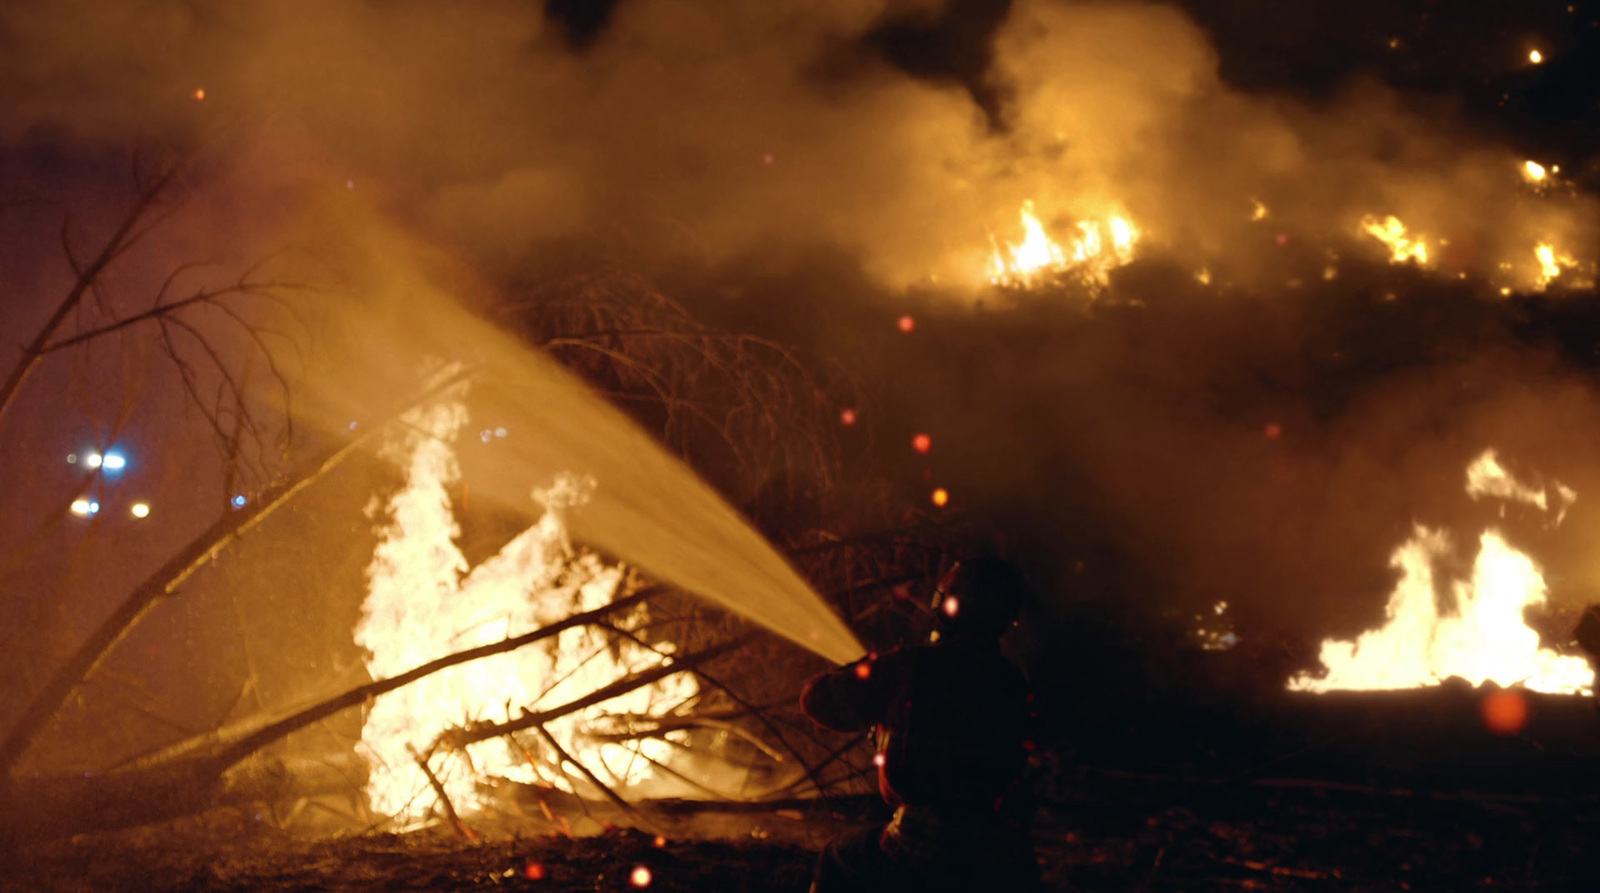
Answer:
6;766;1599;892
10;686;1600;892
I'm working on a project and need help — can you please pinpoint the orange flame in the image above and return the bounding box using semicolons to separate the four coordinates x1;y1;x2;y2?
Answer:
989;200;1139;288
1289;450;1589;695
354;389;697;824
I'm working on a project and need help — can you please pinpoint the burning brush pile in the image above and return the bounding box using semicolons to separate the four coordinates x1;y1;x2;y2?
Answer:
15;0;1600;889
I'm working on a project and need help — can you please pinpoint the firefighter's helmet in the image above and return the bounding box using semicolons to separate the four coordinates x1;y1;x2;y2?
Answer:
931;557;1027;638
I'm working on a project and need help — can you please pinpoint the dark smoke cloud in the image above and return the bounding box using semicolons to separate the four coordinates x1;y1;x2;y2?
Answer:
1;1;1589;288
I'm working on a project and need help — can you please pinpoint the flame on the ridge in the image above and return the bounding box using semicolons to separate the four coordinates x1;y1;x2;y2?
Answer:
990;201;1065;284
989;200;1140;288
1359;214;1430;265
1289;451;1590;696
1523;160;1548;185
1533;243;1584;289
354;391;697;825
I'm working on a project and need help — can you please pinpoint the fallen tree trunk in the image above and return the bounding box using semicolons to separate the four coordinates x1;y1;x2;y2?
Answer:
0;752;368;843
0;586;675;842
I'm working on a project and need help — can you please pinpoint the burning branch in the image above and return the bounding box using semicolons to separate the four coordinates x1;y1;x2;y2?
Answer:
433;635;750;752
173;585;664;771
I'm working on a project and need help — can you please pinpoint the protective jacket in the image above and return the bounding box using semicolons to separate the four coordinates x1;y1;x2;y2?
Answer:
800;637;1031;812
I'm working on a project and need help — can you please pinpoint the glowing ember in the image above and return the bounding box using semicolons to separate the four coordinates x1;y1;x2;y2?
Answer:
1290;451;1589;695
1532;243;1582;289
1530;49;1544;64
911;433;931;454
897;315;915;333
989;200;1140;289
1482;689;1530;735
1250;199;1269;221
1522;160;1547;184
354;389;697;825
1359;214;1429;265
1537;245;1560;281
930;487;949;507
630;865;653;887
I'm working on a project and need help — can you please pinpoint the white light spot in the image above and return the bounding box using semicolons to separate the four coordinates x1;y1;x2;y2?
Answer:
85;453;103;469
131;502;150;519
70;499;91;517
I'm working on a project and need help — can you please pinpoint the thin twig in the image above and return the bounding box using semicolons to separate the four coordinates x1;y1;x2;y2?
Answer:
409;744;470;840
531;724;638;818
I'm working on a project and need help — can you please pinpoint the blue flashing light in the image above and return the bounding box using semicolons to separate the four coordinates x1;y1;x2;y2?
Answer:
101;451;127;472
231;494;247;509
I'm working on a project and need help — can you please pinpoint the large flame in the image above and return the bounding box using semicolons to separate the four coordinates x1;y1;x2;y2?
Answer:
1289;450;1590;695
990;200;1140;288
354;389;696;824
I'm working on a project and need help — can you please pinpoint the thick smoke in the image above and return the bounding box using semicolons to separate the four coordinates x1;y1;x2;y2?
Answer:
3;0;1588;287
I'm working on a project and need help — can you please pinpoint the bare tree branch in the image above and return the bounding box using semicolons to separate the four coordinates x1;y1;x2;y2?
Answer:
0;368;480;779
0;161;182;424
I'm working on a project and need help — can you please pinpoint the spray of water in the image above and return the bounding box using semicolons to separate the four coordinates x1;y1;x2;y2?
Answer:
297;204;865;667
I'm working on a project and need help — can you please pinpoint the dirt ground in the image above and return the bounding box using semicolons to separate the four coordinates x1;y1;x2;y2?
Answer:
7;762;1600;892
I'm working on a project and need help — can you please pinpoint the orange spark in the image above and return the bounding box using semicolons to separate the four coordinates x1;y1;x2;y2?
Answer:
912;433;931;454
897;315;915;333
1482;690;1529;735
931;488;949;507
193;88;206;101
